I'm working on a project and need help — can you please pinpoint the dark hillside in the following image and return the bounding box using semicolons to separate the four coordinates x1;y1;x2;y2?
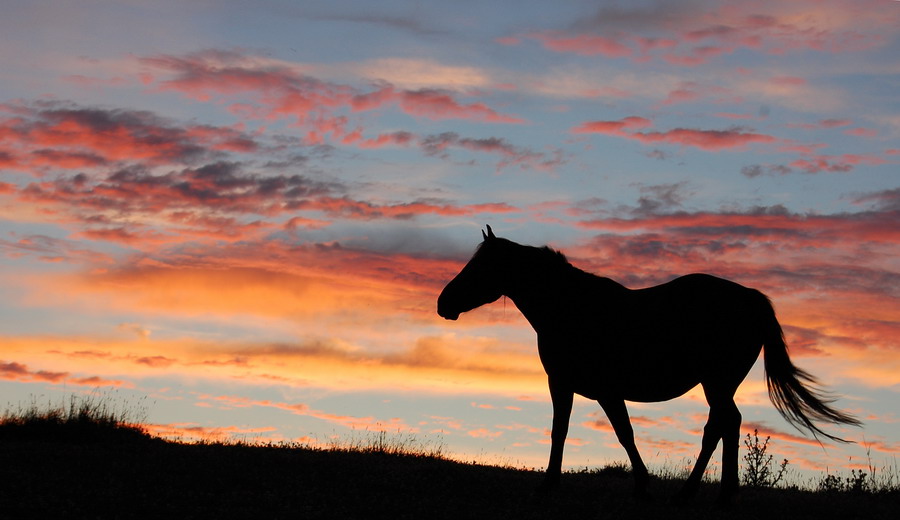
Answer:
0;399;896;519
1;429;896;520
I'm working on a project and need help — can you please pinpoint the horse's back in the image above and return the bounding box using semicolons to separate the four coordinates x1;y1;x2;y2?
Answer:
606;274;767;394
633;273;762;310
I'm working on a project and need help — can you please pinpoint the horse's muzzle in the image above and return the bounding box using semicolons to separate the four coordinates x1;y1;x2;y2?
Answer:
438;308;459;320
437;290;459;320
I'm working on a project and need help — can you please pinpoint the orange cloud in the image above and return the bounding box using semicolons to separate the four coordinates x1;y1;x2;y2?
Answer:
197;394;418;433
0;359;129;388
145;422;280;443
741;421;831;447
3;332;547;398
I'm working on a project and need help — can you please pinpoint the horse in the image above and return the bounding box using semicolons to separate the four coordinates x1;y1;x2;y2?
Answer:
437;226;860;504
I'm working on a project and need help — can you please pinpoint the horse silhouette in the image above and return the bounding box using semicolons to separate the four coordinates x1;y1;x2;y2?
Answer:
437;226;860;504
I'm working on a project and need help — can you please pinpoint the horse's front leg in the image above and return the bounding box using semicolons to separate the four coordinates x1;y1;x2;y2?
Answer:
598;397;650;499
537;376;573;493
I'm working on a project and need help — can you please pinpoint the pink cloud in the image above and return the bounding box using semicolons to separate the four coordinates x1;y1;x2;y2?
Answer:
142;51;523;127
495;36;521;46
771;76;807;86
0;99;540;242
0;101;261;172
662;45;732;66
635;127;778;150
787;119;852;130
352;85;525;123
572;116;778;151
843;127;877;138
715;112;761;120
787;153;888;174
356;131;416;149
517;1;893;66
528;32;632;58
571;116;653;136
576;207;900;244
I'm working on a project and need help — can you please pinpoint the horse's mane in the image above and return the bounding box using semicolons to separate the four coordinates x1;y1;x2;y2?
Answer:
537;245;571;267
474;236;625;298
478;238;573;270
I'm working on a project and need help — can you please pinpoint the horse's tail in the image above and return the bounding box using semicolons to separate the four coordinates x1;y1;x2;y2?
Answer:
760;294;861;443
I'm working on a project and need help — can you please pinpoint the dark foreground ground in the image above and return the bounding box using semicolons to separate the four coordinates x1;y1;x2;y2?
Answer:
0;430;896;520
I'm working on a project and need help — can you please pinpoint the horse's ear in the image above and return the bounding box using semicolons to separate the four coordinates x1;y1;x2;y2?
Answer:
484;225;496;240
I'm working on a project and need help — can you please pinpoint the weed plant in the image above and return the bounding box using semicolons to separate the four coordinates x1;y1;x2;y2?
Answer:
741;429;789;488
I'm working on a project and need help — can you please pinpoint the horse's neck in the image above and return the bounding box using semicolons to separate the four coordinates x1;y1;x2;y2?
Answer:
503;253;626;332
502;256;583;330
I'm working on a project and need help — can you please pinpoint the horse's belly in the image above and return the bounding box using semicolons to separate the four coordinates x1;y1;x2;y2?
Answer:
621;380;699;402
573;374;699;403
559;342;701;402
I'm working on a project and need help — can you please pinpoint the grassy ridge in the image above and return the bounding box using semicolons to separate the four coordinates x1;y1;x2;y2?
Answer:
0;397;896;519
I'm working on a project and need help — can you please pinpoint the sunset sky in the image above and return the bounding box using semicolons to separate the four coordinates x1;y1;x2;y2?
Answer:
1;0;898;479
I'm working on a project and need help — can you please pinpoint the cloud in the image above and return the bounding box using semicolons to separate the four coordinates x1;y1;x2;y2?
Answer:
301;11;447;38
4;95;554;248
787;118;853;130
352;85;525;124
140;50;523;127
743;152;893;177
514;0;894;66
0;101;259;171
632;182;690;216
853;188;900;212
0;233;113;264
576;205;900;245
348;58;493;90
0;359;128;387
125;51;559;173
571;116;652;136
572;116;779;151
742;421;833;447
527;32;633;58
4;331;547;398
21;161;343;218
196;394;418;433
9;115;527;246
145;422;280;443
418;132;564;172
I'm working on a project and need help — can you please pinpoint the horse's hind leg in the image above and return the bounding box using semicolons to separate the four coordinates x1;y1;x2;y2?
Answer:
673;384;741;505
715;397;742;505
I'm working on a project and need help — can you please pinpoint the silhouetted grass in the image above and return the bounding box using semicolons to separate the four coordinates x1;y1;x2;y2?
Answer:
0;392;152;445
1;396;896;519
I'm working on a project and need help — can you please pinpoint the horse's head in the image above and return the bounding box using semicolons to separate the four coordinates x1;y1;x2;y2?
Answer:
437;225;505;320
